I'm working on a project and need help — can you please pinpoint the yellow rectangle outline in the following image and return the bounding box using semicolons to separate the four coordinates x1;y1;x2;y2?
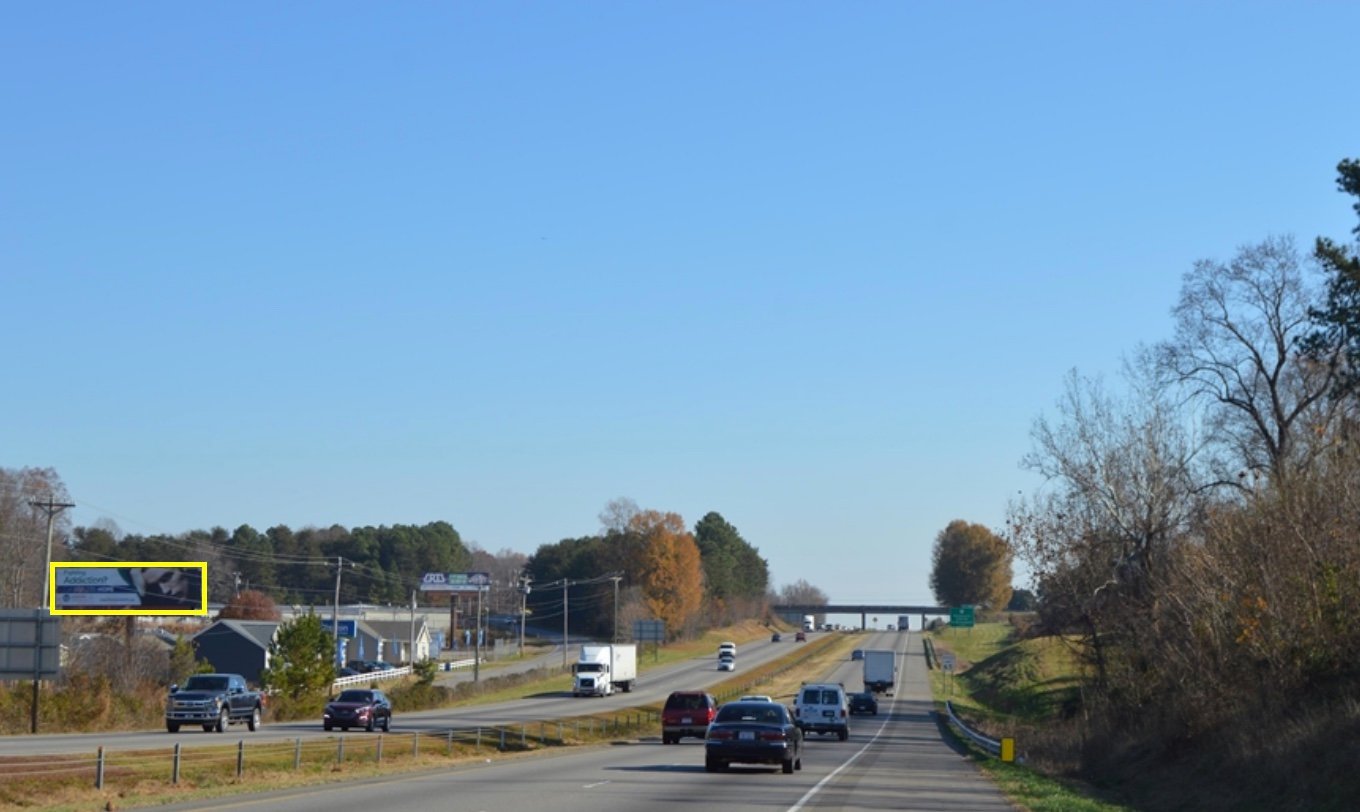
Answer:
49;562;209;616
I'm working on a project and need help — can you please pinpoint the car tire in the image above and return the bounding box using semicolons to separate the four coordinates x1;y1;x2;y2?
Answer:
166;722;179;733
365;716;375;732
795;756;802;771
783;758;794;774
382;715;390;732
248;707;261;732
324;722;333;732
202;724;214;732
216;708;229;733
704;756;723;773
838;728;849;742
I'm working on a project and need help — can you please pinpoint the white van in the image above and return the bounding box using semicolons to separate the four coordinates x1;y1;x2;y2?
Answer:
794;682;849;740
717;642;737;658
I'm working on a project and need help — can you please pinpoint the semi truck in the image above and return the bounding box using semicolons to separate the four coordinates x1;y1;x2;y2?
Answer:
862;650;896;695
572;643;638;696
802;615;816;632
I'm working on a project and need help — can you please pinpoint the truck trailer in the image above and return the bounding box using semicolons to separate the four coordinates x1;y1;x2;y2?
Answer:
862;650;896;695
802;615;816;632
572;644;638;696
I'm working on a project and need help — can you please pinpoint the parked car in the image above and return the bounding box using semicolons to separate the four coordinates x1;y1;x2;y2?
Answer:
794;682;850;740
336;667;363;678
661;691;717;744
718;654;736;672
795;631;807;642
771;632;782;643
323;688;392;732
848;691;879;715
704;701;804;774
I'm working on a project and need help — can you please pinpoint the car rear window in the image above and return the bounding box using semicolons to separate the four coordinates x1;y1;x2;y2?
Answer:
716;704;785;724
665;693;708;710
801;688;840;705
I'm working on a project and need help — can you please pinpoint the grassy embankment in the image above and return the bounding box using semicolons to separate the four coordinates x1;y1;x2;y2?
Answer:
0;621;855;812
928;622;1136;812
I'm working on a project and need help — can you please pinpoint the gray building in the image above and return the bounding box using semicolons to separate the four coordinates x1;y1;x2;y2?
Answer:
191;619;278;685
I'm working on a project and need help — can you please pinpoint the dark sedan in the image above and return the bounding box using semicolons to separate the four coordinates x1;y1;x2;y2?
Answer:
704;701;803;774
323;689;392;732
848;691;878;715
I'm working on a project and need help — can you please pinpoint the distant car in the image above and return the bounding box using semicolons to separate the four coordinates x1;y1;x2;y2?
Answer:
661;691;718;744
851;649;865;661
795;631;807;642
336;667;362;678
704;701;804;774
740;694;774;703
717;642;737;658
848;691;878;715
718;654;736;672
771;632;782;643
323;688;391;732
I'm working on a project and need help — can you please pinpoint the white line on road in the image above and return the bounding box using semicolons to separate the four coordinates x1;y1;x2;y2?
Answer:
785;646;906;812
583;780;611;789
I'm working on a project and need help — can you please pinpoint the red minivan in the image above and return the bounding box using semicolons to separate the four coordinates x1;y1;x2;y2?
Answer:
661;691;718;744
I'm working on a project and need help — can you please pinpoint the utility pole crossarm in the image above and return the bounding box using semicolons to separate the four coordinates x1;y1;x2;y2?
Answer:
30;497;75;612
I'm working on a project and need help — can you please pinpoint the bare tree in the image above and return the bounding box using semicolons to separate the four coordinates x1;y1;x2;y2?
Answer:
0;467;71;607
1154;235;1343;485
1011;367;1205;695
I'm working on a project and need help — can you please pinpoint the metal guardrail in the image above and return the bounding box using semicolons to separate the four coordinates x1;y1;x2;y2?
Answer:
944;700;1002;756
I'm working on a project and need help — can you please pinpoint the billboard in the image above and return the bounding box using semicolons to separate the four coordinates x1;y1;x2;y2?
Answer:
419;572;491;593
50;562;208;616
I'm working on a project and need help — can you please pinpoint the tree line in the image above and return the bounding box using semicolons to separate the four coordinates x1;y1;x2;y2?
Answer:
523;499;771;641
998;159;1360;801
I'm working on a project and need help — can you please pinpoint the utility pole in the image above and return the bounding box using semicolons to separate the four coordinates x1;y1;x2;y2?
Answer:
409;590;417;666
473;583;484;682
562;578;571;669
331;557;350;667
233;572;243;598
517;572;532;657
611;575;622;644
30;496;75;612
29;496;72;735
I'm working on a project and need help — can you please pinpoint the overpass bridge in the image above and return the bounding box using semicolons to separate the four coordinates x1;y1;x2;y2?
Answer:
772;603;949;631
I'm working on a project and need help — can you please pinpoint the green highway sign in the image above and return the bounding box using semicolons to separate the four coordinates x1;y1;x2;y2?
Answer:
949;605;975;628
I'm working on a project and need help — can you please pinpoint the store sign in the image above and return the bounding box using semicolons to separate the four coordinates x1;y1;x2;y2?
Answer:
419;572;491;593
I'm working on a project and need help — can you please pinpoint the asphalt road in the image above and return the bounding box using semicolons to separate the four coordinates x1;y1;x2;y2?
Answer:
0;632;801;757
136;631;1016;812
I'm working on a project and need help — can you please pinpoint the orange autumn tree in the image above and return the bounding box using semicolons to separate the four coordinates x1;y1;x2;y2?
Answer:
632;510;705;640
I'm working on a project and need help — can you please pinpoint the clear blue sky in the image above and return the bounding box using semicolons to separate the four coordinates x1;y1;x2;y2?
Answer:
4;3;1357;609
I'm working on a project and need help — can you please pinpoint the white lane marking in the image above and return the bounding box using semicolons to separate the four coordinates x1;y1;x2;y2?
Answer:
583;780;611;789
785;645;906;812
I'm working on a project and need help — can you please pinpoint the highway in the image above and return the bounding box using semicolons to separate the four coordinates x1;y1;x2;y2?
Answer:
134;631;1013;811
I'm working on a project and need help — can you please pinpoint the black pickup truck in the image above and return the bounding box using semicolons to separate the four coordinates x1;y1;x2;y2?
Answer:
166;673;264;733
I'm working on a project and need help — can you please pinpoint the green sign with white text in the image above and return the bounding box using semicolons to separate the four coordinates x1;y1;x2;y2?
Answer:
950;605;975;628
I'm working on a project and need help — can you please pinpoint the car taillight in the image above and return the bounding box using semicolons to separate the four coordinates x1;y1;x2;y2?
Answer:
708;728;734;740
759;731;787;741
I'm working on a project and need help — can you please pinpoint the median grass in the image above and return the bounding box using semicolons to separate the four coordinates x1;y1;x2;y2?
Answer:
928;623;1133;812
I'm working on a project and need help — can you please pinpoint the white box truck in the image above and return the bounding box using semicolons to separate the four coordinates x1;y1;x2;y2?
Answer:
802;615;816;632
862;650;896;694
572;644;637;697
